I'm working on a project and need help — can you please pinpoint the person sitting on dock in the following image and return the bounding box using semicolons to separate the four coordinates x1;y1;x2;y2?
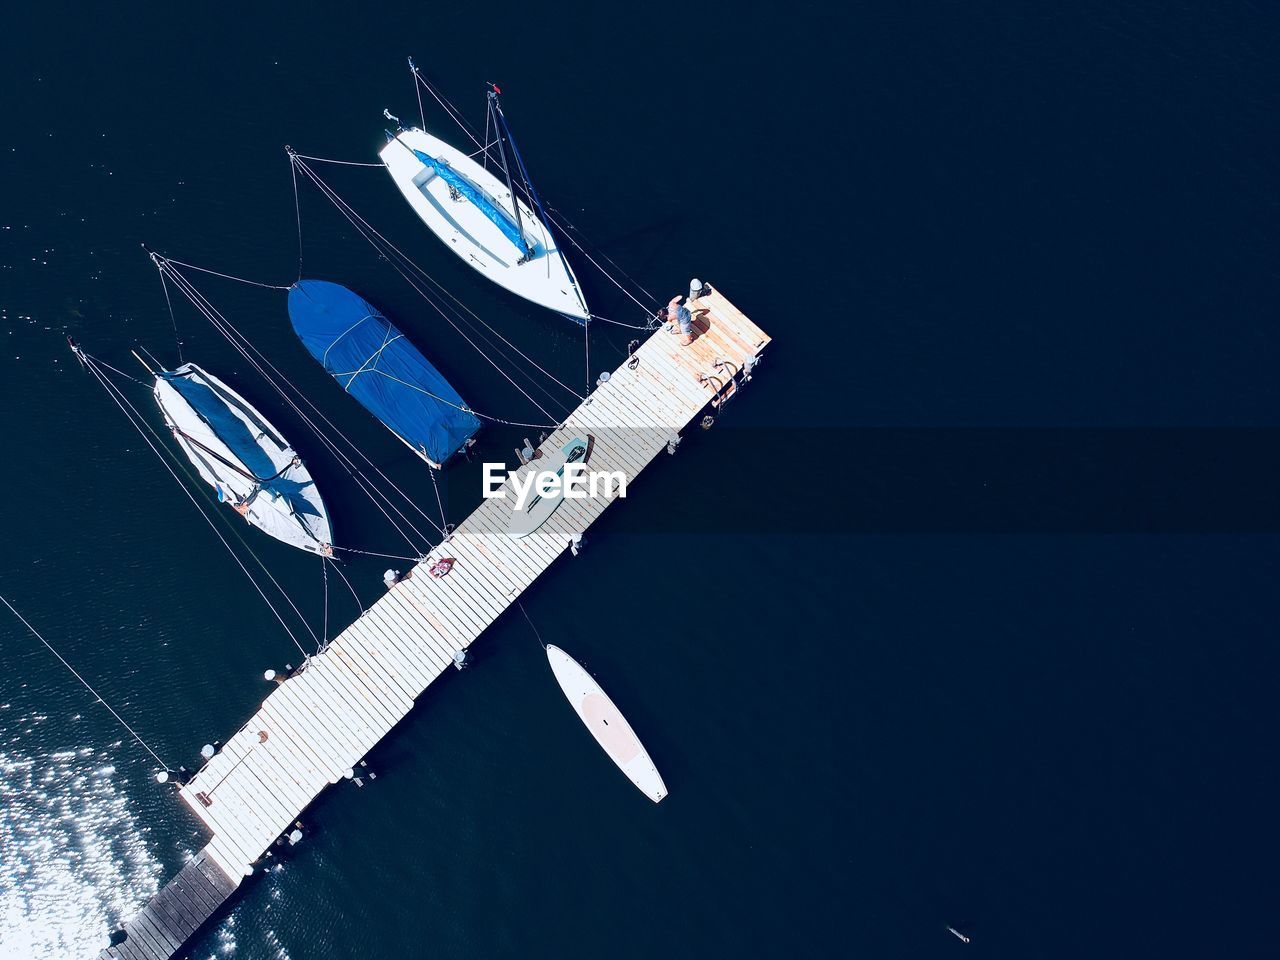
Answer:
665;295;695;347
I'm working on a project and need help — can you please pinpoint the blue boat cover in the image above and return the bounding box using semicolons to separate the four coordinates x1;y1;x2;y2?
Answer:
410;146;530;256
160;370;322;516
287;280;481;465
161;372;279;481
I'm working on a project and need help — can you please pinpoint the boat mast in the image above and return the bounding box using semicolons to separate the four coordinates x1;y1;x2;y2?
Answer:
486;86;533;264
486;86;589;319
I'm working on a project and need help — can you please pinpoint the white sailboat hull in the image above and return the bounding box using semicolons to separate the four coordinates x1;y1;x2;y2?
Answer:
380;127;590;322
154;363;333;556
546;645;667;803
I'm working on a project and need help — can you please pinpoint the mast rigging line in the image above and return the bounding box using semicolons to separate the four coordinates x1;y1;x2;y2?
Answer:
160;269;184;363
0;594;174;772
590;312;660;330
151;257;441;551
149;253;290;291
325;554;363;617
288;155;575;423
74;349;315;659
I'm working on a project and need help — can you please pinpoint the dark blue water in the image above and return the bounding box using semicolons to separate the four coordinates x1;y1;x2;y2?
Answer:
2;3;1279;958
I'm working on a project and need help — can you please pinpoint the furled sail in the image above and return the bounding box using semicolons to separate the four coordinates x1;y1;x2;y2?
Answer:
408;146;531;257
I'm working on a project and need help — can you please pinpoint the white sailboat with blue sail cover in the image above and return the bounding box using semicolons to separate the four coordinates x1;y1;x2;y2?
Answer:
380;76;590;324
152;361;334;556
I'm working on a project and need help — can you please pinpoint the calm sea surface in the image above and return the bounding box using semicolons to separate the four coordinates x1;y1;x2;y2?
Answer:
2;3;1279;958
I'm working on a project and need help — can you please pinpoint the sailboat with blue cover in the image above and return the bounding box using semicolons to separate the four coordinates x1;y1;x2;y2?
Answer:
286;280;481;469
153;362;334;556
380;82;590;323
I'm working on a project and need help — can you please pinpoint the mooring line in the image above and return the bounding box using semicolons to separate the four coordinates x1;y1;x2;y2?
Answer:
0;593;173;772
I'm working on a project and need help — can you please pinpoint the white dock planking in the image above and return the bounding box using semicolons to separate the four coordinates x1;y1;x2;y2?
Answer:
101;287;769;960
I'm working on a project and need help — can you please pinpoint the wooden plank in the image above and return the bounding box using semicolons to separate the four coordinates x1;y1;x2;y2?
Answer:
172;860;222;916
326;642;412;721
330;619;419;701
252;706;329;798
146;894;197;945
342;606;425;682
125;910;176;959
277;670;368;768
367;597;453;677
301;658;385;755
374;592;455;668
258;691;346;783
387;579;466;656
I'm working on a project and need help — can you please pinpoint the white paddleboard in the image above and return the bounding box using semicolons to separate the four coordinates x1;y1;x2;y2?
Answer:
546;644;667;803
507;436;591;539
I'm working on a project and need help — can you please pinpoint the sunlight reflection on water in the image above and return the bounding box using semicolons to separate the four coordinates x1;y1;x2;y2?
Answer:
0;711;161;960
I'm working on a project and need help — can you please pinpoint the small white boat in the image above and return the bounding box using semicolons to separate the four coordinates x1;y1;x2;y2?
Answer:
153;363;333;556
379;89;590;323
546;644;667;803
507;436;591;539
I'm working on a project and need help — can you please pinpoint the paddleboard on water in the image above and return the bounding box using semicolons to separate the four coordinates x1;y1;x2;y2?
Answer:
546;644;667;803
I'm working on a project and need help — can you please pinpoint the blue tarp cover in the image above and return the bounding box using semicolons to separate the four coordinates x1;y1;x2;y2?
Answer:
287;280;481;465
162;373;278;480
410;147;530;256
161;371;321;513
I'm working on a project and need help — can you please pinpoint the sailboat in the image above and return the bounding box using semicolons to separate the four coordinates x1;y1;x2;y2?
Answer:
286;280;482;469
379;84;590;324
153;362;333;556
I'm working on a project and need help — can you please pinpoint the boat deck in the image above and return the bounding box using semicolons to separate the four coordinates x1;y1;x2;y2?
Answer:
99;287;769;960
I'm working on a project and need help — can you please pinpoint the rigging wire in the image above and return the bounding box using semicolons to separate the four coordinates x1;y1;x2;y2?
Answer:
428;466;448;534
159;270;184;363
0;594;174;772
80;351;313;658
590;312;659;331
331;545;422;561
291;157;304;282
156;255;290;291
320;556;330;644
517;601;546;650
409;57;426;130
412;68;486;152
325;555;363;613
289;154;384;168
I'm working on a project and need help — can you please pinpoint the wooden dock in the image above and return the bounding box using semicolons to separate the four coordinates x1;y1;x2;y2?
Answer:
99;288;769;960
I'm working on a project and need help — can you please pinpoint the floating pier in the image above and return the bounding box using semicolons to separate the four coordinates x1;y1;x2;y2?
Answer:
99;288;769;960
